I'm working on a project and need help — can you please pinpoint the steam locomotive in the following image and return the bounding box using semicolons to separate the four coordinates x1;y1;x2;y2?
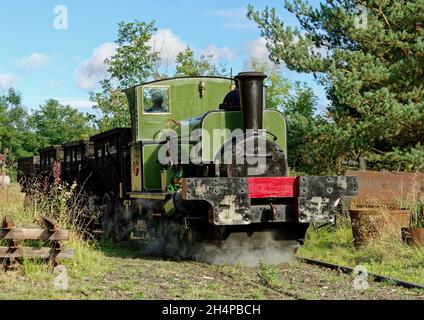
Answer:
18;72;358;257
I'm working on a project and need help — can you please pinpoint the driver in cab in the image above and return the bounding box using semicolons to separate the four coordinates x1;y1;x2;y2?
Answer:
146;91;167;113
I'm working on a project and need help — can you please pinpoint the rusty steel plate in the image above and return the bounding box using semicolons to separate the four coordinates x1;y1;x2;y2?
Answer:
345;170;424;209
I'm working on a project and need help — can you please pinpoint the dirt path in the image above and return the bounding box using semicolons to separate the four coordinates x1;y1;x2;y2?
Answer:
94;255;424;300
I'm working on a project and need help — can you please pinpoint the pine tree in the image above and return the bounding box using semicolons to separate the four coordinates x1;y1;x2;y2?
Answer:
248;0;424;171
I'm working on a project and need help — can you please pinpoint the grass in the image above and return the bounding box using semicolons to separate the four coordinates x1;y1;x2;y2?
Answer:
257;262;279;287
298;216;424;285
0;183;110;297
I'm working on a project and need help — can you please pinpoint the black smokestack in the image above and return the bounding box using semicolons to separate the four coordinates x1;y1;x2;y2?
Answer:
234;72;267;132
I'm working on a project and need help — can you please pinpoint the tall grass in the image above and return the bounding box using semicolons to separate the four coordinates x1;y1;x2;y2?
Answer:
21;176;102;239
0;177;107;281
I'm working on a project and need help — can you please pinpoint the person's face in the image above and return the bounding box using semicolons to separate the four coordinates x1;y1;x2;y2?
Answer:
153;96;163;107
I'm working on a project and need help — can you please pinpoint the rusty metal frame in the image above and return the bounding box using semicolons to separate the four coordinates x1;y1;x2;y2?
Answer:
181;177;251;226
297;176;358;223
181;176;358;226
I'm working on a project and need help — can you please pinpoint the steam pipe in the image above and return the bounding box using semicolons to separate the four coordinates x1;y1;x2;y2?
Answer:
234;72;267;132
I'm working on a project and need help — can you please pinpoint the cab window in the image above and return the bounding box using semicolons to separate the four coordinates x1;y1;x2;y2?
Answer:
143;86;170;114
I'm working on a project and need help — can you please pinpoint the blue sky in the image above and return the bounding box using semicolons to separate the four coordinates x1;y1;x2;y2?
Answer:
0;0;327;114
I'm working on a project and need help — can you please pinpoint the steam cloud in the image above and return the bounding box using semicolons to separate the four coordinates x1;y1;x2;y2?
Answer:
134;206;299;267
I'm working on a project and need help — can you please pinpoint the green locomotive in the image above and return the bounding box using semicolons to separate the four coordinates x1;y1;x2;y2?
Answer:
19;71;358;259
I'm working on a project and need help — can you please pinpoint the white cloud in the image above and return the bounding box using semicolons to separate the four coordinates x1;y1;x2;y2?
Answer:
0;73;19;90
203;45;235;62
17;52;51;71
148;29;188;67
76;30;236;89
75;42;117;90
245;37;276;69
56;97;95;110
29;96;95;111
246;36;328;69
208;7;256;30
149;29;235;66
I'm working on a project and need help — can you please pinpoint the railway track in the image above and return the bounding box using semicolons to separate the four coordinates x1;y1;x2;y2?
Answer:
192;251;424;300
209;258;424;300
298;257;424;291
105;239;424;299
194;261;307;300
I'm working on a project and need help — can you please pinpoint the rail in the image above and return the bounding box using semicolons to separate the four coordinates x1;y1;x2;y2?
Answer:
299;257;424;290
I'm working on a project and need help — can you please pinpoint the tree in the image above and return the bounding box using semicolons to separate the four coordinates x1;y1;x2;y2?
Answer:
175;46;229;77
90;80;131;132
29;99;97;147
248;58;291;109
248;0;424;172
0;90;97;164
91;20;161;130
0;88;38;162
106;20;160;89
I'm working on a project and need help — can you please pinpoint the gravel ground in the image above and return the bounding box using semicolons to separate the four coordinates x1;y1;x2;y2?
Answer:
77;252;424;300
1;245;423;300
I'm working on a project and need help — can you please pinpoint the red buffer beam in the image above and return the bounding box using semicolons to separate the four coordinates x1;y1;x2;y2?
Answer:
248;177;299;199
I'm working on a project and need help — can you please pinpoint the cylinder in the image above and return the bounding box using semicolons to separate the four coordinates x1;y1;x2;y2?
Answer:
234;72;267;132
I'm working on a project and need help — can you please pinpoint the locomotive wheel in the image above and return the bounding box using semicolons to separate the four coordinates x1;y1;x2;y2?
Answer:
147;219;193;259
169;221;192;259
113;200;136;242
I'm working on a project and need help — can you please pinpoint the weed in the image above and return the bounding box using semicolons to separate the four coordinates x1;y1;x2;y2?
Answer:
133;291;145;299
249;288;266;299
257;261;279;287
